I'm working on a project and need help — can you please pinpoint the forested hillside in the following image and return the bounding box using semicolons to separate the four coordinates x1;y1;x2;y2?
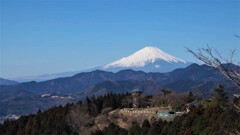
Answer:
0;87;239;135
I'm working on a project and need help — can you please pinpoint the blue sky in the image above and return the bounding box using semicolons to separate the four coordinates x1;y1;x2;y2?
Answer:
0;0;239;78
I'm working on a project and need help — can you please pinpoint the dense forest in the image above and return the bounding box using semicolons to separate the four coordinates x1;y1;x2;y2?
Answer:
0;87;239;135
0;93;131;135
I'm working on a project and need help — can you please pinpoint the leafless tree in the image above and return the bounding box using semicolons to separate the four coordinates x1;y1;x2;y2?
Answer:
187;38;240;134
66;104;94;134
161;89;172;97
187;46;240;88
186;37;240;110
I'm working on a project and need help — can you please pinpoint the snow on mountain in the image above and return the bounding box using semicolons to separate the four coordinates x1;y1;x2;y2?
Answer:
103;46;186;68
102;46;190;72
11;46;190;82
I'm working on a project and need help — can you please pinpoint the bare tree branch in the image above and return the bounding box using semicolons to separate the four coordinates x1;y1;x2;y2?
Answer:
186;46;240;88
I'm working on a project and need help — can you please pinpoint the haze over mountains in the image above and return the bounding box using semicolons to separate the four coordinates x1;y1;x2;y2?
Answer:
9;46;190;82
0;78;18;85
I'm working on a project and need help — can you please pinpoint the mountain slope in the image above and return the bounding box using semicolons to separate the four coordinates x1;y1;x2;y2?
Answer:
0;64;230;97
0;64;237;116
102;46;191;72
0;78;18;85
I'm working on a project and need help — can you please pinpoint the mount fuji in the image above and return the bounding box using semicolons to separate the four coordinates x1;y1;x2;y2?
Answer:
101;46;191;72
10;46;191;82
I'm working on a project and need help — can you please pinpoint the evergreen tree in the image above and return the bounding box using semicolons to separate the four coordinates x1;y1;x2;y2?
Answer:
213;85;228;107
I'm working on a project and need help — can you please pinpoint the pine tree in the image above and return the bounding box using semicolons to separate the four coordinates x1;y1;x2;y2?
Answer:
213;85;228;107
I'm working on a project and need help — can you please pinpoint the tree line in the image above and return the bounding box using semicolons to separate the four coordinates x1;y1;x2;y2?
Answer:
0;87;239;135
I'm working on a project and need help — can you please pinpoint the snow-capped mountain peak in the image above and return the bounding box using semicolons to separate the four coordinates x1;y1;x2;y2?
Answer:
103;46;186;68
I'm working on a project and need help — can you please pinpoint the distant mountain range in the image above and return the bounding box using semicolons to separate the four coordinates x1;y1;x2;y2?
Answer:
10;71;81;82
0;78;18;85
0;63;239;116
1;46;238;117
9;46;191;82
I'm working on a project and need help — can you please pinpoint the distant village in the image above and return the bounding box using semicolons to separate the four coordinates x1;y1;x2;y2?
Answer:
41;93;74;99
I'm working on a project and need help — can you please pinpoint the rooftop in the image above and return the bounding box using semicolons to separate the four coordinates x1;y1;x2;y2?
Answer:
131;89;143;93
